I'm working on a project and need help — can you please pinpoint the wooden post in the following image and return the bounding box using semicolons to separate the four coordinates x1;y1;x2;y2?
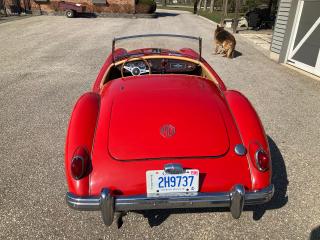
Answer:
233;0;240;33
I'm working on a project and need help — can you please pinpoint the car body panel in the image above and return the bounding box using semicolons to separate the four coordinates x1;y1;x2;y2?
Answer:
86;75;254;196
224;90;271;190
65;92;100;196
66;46;270;202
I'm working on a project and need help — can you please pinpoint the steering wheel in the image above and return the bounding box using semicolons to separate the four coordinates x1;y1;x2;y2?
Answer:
120;57;152;77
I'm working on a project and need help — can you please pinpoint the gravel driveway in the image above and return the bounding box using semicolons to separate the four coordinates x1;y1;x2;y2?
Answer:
0;9;320;240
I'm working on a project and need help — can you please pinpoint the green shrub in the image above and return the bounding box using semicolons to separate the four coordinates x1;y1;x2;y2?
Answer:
136;0;157;14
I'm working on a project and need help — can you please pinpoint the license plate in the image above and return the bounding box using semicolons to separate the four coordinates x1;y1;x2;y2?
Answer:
146;169;199;194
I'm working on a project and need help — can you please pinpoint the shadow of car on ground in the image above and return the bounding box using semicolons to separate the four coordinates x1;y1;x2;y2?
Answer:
156;12;179;18
247;136;289;220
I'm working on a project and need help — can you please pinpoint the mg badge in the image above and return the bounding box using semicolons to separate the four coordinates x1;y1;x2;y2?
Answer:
160;124;176;138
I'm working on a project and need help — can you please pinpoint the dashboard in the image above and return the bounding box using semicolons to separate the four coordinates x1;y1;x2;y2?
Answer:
120;58;198;75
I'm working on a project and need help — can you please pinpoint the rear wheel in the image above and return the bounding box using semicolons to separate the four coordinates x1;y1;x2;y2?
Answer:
66;9;75;18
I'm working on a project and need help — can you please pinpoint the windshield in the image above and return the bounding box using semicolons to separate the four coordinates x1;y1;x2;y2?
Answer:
112;34;202;61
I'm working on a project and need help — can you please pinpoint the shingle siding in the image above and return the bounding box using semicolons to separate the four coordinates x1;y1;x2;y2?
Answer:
270;0;293;54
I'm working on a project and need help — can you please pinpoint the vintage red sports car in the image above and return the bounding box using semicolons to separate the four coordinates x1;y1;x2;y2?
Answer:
65;34;274;226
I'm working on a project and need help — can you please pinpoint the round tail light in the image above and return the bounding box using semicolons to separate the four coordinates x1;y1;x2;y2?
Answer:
71;148;90;180
255;149;270;172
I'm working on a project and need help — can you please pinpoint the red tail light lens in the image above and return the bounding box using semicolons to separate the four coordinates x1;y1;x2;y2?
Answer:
71;148;90;180
255;149;270;172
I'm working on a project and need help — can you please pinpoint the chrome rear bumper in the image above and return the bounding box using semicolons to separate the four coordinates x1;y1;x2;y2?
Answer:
66;184;274;225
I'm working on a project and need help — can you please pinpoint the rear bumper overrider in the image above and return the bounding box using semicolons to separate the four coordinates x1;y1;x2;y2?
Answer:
66;184;274;226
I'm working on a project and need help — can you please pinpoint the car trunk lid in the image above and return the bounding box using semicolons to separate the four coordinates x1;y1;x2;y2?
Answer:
108;76;230;160
108;77;229;160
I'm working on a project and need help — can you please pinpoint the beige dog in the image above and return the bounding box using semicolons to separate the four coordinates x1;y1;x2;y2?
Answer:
214;25;236;58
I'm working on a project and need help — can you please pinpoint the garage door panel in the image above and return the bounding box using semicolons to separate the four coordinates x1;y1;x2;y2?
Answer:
287;0;320;77
292;26;320;67
293;1;320;49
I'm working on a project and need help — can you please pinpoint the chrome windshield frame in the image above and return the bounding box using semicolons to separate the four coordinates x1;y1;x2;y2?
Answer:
112;34;202;62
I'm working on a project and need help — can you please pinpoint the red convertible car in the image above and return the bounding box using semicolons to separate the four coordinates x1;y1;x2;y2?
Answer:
65;34;274;226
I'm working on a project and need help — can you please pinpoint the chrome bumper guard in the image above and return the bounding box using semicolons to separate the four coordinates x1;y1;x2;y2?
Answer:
66;184;274;226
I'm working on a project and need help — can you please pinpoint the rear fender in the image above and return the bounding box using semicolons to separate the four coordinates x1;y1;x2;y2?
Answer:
225;90;271;190
65;92;100;196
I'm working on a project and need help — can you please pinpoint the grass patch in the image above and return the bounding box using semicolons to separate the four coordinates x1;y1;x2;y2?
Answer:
158;6;194;12
197;10;222;23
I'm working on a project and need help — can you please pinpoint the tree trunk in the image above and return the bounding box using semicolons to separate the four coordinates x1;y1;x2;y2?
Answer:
220;0;228;25
197;0;203;12
162;0;166;7
224;0;228;16
210;0;215;13
194;0;198;14
203;0;208;11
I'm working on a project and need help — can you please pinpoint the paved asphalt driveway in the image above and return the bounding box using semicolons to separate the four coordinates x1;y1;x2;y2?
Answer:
1;9;320;240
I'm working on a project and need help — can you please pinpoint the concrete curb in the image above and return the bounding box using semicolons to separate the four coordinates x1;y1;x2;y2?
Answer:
98;12;157;18
0;15;32;24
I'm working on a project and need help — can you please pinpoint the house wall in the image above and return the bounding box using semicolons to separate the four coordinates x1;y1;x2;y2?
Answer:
270;0;293;55
278;0;300;63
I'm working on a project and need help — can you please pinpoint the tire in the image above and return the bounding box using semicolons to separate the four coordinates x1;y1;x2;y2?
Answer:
66;10;75;18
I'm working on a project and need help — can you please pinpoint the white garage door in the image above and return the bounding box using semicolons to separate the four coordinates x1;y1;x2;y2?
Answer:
287;0;320;77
